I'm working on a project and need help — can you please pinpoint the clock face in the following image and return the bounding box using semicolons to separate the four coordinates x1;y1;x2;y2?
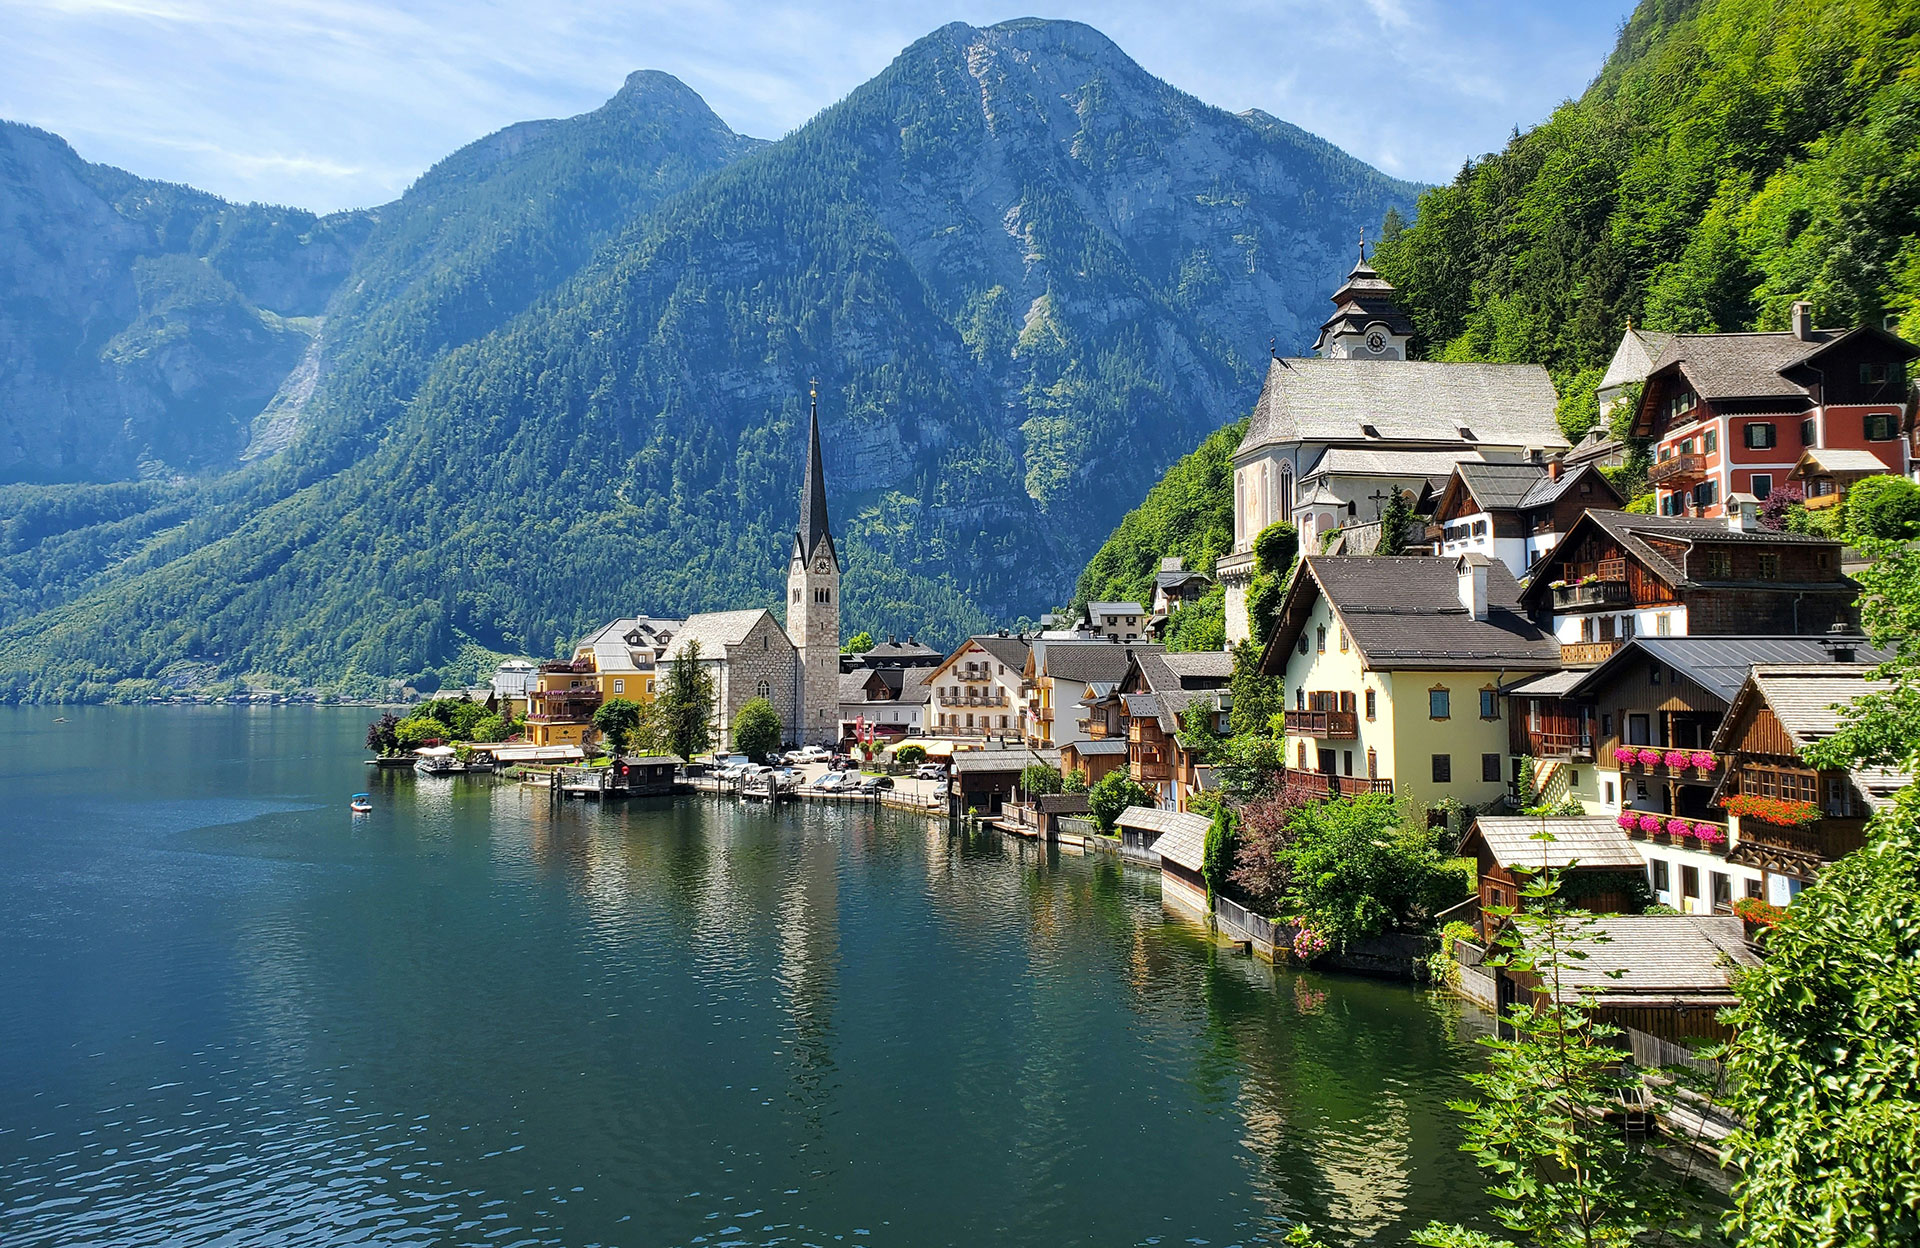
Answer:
814;559;829;574
1366;330;1387;352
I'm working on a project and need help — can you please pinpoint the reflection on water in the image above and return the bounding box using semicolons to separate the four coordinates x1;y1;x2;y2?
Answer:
0;707;1500;1248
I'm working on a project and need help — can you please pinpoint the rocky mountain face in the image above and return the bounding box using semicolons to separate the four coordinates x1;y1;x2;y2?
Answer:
0;123;368;481
0;20;1420;699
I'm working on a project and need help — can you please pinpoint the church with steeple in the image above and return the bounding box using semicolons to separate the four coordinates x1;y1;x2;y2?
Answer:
787;386;841;742
1216;243;1569;644
649;386;845;750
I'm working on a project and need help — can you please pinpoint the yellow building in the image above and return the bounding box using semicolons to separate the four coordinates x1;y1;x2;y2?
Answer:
1261;554;1561;815
526;617;681;748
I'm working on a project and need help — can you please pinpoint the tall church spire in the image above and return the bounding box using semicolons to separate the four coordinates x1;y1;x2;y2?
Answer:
797;384;833;563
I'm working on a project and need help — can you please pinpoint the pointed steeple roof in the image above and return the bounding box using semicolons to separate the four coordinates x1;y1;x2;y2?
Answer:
795;385;834;564
1313;236;1415;353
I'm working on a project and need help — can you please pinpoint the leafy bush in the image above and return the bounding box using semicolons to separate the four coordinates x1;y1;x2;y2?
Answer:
1252;521;1297;576
470;714;511;743
895;743;926;766
593;697;646;753
1273;793;1446;948
731;697;783;762
1845;473;1920;540
1722;790;1920;1248
1020;762;1062;795
1228;788;1303;909
1085;769;1149;834
393;716;444;750
1420;857;1476;917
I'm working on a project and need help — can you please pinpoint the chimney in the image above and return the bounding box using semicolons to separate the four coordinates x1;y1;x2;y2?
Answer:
1457;556;1489;621
1726;493;1761;532
1791;300;1814;342
1546;455;1563;482
1823;621;1859;663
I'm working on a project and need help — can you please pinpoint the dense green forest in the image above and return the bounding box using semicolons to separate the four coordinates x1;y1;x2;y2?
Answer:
0;20;1417;701
1074;0;1920;601
1072;418;1242;605
1374;0;1920;439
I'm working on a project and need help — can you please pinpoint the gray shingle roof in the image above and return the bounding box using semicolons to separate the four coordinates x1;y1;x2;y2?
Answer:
957;635;1033;670
1598;327;1675;394
951;749;1057;775
1650;330;1839;401
661;609;782;660
1158;652;1234;682
1062;738;1129;757
1516;462;1620;510
1793;447;1890;475
1451;461;1549;510
1088;601;1148;616
1468;816;1643;870
1042;642;1161;684
1239;358;1566;456
1527;511;1847;604
1709;663;1913;811
1117;806;1210;867
1535;917;1760;1007
1569;636;1888;705
1304;447;1487;482
1272;556;1559;670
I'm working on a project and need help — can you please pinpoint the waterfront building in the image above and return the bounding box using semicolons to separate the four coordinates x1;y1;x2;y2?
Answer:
1517;634;1886;913
659;609;802;754
1627;304;1917;517
1113;651;1233;811
1220;253;1567;642
1261;554;1560;811
837;666;931;741
925;634;1031;740
1431;459;1622;579
525;617;682;747
1519;510;1854;658
1460;815;1648;939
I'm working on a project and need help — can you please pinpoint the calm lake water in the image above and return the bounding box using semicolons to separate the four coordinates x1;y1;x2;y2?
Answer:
0;706;1501;1248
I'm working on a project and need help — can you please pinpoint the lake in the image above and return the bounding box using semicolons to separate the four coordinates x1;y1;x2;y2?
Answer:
0;706;1498;1247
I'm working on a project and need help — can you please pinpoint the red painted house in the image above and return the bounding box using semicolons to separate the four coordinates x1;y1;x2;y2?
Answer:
1630;303;1917;518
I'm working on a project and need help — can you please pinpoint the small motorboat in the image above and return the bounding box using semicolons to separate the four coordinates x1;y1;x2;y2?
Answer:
414;745;460;775
349;793;373;814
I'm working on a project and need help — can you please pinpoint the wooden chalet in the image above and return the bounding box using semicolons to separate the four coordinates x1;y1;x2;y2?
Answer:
1460;815;1649;940
1519;510;1854;663
1628;306;1916;519
1711;663;1911;905
1493;916;1760;1044
1431;459;1622;580
947;748;1058;817
1060;737;1128;786
1113;651;1233;812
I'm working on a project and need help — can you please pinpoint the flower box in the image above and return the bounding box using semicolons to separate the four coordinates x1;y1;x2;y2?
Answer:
1636;814;1662;834
1689;750;1717;772
1725;794;1821;828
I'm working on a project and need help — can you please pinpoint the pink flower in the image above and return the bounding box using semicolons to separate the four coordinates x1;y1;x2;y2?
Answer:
1690;751;1717;771
1613;746;1637;766
1663;751;1691;769
1693;823;1725;846
1637;749;1663;766
1616;812;1638;830
1665;817;1693;837
1638;814;1661;834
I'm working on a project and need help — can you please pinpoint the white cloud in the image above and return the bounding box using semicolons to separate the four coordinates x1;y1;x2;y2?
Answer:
0;0;1632;210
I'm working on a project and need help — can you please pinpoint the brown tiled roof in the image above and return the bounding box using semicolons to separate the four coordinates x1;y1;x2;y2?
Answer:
1524;511;1847;605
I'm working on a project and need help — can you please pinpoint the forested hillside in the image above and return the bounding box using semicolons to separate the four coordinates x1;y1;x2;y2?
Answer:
1075;0;1920;604
1374;0;1920;438
1073;419;1242;607
0;19;1418;700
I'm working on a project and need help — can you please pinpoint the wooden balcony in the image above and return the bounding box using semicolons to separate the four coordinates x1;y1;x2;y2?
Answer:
1610;748;1728;784
1621;814;1730;857
1648;453;1708;485
1284;708;1358;739
1552;580;1630;609
1802;492;1843;511
1279;771;1393;803
1131;759;1172;783
1560;640;1621;666
1524;729;1595;761
1562;558;1626;583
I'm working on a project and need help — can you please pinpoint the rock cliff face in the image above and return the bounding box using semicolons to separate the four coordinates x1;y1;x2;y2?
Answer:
0;122;367;480
0;21;1421;699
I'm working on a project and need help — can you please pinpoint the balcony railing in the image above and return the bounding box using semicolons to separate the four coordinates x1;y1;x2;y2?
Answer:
1283;709;1359;739
1525;729;1595;761
937;692;1008;707
1279;771;1394;802
1609;748;1727;783
1621;813;1730;856
1131;760;1172;782
1802;492;1843;511
1551;581;1630;609
539;659;593;674
1560;640;1621;666
1561;558;1626;583
1648;453;1708;485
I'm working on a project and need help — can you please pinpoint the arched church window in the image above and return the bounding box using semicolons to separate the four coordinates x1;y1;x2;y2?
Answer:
757;680;770;699
1277;461;1293;522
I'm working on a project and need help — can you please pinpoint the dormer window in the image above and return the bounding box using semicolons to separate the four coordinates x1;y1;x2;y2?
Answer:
1360;424;1381;438
1665;387;1699;422
1457;425;1476;441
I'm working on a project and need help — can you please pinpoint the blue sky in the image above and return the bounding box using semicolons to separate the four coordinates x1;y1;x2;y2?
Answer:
1;0;1636;213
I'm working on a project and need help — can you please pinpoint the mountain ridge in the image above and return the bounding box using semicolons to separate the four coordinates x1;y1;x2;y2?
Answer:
0;19;1421;700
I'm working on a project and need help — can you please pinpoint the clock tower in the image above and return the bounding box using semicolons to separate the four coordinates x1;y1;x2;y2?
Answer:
1313;238;1414;360
787;386;841;744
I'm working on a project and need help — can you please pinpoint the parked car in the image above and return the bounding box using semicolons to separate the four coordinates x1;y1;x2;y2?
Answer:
793;745;831;762
857;775;895;792
914;764;947;781
812;772;847;792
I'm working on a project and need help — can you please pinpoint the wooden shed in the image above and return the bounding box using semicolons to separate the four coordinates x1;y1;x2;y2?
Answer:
1461;815;1649;939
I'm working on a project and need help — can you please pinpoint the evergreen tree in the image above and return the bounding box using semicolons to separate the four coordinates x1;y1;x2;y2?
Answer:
660;641;717;761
